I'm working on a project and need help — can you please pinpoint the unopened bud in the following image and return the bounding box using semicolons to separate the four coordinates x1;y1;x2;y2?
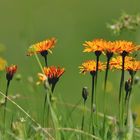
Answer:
125;79;132;92
82;87;88;101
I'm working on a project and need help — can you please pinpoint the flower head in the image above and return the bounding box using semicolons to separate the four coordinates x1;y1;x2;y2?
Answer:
114;40;137;56
79;60;105;75
125;60;140;72
110;56;134;70
103;41;118;57
0;57;7;71
44;66;65;80
83;39;105;55
27;38;56;56
6;65;17;81
43;66;65;92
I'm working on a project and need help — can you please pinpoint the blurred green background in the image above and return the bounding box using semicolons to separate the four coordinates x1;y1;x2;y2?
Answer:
0;0;140;125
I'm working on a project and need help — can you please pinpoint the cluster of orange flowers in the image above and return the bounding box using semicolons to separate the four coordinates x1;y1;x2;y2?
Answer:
80;39;140;74
83;39;138;55
27;38;65;91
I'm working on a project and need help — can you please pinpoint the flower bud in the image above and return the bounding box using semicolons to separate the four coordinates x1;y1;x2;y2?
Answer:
82;87;88;101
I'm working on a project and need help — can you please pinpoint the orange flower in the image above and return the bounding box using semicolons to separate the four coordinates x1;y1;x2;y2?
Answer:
114;40;138;55
83;39;105;54
104;41;118;54
125;61;140;72
43;66;65;92
79;60;105;74
6;65;17;81
110;56;134;70
44;66;65;79
27;38;56;56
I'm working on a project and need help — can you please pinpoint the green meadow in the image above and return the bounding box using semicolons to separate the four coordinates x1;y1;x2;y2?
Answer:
0;0;140;139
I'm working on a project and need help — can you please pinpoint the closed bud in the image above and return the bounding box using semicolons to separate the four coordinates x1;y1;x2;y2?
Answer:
125;79;132;101
125;79;132;92
82;87;88;101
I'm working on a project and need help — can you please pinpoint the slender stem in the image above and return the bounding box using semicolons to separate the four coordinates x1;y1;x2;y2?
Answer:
81;101;86;140
51;82;57;93
4;80;10;129
103;56;111;139
119;55;125;127
81;101;86;131
95;55;100;131
34;53;44;73
91;74;95;112
43;93;47;127
126;73;134;126
95;55;99;90
46;91;61;140
90;74;95;136
44;55;48;66
104;57;111;91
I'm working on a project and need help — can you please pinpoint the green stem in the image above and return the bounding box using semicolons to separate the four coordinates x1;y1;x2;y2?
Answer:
81;101;86;131
119;55;125;127
90;73;96;136
81;101;86;140
4;80;10;130
103;56;111;139
46;90;60;140
91;74;95;112
43;93;47;127
44;55;48;66
95;55;99;90
34;53;44;73
126;73;134;126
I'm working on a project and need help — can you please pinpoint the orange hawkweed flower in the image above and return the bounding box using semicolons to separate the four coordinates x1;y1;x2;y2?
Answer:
27;38;56;56
110;56;134;70
125;61;140;72
6;65;17;81
114;40;138;56
79;60;105;74
103;41;118;56
43;66;65;92
83;39;105;55
44;66;65;80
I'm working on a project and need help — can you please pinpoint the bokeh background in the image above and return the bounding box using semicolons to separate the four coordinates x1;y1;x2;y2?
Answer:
0;0;140;125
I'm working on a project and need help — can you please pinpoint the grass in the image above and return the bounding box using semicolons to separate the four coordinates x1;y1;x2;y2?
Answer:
1;1;140;139
0;38;140;140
